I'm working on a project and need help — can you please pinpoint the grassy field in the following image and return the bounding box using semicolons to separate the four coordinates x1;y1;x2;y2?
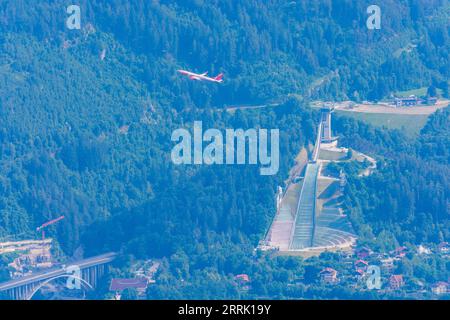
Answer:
336;111;429;137
396;87;443;97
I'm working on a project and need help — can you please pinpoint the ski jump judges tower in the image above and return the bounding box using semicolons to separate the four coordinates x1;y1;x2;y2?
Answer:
320;104;337;143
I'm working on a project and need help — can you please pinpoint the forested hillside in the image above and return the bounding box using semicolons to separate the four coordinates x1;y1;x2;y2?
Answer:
1;0;449;107
0;0;448;299
0;20;317;254
335;108;449;249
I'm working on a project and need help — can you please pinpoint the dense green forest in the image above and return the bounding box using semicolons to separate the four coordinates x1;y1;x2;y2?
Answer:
335;108;449;248
0;0;448;299
1;0;449;106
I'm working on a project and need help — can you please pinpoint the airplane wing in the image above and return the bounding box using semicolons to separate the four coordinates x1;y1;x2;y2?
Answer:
201;72;208;76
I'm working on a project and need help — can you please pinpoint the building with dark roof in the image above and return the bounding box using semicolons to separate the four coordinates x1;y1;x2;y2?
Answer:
110;278;148;292
320;268;338;284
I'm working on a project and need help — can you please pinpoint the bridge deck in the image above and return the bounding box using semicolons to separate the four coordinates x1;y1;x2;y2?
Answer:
0;253;116;291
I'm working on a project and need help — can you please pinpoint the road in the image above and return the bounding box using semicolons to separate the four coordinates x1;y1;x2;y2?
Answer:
0;253;116;291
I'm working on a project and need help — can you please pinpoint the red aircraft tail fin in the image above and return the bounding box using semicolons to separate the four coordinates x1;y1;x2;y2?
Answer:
214;73;224;81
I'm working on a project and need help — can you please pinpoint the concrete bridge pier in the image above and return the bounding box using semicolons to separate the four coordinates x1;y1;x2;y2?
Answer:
81;264;105;289
5;283;34;300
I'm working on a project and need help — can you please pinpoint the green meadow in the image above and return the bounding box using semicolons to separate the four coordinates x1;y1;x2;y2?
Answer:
336;111;429;137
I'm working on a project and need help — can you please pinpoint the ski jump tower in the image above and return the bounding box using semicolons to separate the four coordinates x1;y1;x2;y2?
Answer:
320;104;337;143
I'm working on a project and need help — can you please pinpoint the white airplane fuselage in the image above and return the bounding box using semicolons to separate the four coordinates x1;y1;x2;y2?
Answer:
177;70;224;83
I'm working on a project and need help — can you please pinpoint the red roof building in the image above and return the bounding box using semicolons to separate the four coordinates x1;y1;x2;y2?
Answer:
393;246;408;258
235;274;250;283
355;260;369;267
389;275;404;290
354;260;369;275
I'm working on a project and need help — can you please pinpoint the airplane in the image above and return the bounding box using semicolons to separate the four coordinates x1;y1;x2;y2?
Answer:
177;69;224;83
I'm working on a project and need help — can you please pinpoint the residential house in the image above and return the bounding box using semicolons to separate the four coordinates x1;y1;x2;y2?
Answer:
389;275;404;290
320;268;338;284
354;260;369;274
110;278;149;300
380;257;395;273
355;247;372;259
235;274;251;290
392;246;408;258
438;242;450;254
431;282;448;295
394;96;419;107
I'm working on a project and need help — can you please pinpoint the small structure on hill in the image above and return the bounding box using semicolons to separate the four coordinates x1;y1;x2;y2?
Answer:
320;268;338;284
235;274;251;290
393;95;438;107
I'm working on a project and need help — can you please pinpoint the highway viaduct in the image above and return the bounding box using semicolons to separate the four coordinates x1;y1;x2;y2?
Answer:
0;252;116;300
